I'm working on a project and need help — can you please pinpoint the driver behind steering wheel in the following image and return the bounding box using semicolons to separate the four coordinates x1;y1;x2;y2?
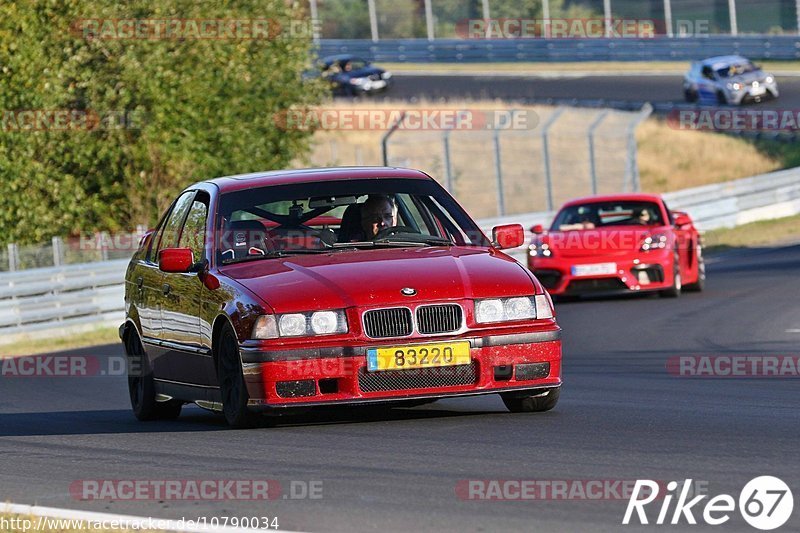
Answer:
359;194;398;240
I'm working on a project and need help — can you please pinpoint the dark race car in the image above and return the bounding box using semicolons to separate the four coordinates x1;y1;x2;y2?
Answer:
318;54;393;96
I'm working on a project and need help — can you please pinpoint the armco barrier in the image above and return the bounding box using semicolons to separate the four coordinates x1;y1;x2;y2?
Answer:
318;36;800;63
1;165;798;342
0;259;128;345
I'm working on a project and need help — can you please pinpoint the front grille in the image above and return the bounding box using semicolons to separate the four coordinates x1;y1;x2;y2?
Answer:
358;363;477;393
515;362;550;381
416;304;462;334
566;278;628;294
363;307;413;338
369;73;381;80
276;380;316;398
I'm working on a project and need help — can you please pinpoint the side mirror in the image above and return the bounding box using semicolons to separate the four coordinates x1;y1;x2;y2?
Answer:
159;248;195;273
530;224;544;235
673;212;691;227
492;224;525;250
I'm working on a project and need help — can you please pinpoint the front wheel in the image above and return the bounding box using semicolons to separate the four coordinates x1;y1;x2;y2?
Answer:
684;245;706;292
217;324;262;429
126;329;182;421
660;254;682;298
502;388;560;413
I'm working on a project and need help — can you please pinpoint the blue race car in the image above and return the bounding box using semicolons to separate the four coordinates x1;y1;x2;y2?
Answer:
683;55;778;105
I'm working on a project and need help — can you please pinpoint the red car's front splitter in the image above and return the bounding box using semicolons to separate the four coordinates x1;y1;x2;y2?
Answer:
242;340;562;409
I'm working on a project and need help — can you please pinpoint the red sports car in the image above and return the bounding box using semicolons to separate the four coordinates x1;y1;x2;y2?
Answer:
121;167;562;427
527;194;705;298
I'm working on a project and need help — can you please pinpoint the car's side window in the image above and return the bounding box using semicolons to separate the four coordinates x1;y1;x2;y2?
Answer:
178;194;209;264
152;191;196;261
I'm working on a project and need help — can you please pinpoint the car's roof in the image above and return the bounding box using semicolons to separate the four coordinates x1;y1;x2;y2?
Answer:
321;54;362;63
560;193;663;208
193;167;433;193
700;55;750;67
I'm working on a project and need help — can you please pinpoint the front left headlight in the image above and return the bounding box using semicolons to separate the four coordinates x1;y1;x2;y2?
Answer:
766;75;774;84
475;296;551;323
252;310;348;339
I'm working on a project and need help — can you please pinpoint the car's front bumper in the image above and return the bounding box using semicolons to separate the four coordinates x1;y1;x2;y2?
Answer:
529;251;674;296
728;82;779;104
239;331;561;408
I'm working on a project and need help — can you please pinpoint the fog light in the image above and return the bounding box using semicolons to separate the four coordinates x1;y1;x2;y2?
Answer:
637;271;650;285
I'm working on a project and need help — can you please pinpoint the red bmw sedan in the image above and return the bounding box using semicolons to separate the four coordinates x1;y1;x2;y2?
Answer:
121;167;562;427
527;194;705;299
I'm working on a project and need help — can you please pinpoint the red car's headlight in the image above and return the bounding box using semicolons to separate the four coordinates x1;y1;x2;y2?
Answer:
528;242;553;257
640;233;668;252
252;311;348;339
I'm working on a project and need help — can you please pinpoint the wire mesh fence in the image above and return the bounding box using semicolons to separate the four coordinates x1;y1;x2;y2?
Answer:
381;104;652;219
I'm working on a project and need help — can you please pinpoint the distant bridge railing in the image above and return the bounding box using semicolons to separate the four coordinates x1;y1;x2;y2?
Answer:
318;36;800;62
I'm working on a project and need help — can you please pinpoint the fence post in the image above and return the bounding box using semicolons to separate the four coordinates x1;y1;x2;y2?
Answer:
368;0;379;42
308;0;320;43
625;103;653;192
587;109;611;195
381;111;406;166
442;130;454;193
7;243;19;272
52;236;63;267
728;0;738;36
493;129;505;216
424;0;435;41
540;107;565;211
663;0;674;37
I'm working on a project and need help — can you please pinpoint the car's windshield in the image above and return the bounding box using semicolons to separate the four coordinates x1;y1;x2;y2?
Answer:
551;201;663;231
216;177;490;264
716;61;758;78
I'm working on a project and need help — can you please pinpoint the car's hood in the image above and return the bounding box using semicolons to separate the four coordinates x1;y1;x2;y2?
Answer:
540;227;657;258
728;70;766;84
348;66;385;78
220;247;535;313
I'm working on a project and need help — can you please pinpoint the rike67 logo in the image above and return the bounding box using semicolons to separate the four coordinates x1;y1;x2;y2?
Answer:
623;477;793;530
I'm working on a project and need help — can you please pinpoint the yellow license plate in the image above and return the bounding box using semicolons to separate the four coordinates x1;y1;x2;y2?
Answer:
366;341;471;372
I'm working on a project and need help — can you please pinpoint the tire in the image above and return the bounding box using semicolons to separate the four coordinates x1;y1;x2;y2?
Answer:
217;323;261;429
659;254;682;298
501;387;560;413
716;90;728;105
684;88;698;103
125;329;182;421
684;244;706;292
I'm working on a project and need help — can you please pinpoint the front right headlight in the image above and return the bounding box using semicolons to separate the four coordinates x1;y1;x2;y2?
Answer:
475;295;552;323
252;310;348;339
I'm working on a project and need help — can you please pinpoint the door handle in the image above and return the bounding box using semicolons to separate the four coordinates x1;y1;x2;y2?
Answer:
136;276;143;288
162;283;171;296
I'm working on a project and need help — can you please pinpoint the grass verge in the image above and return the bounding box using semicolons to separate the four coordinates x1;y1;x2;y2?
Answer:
703;214;800;253
0;325;120;358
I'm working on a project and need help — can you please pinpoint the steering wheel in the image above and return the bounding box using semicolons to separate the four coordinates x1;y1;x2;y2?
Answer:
374;225;419;240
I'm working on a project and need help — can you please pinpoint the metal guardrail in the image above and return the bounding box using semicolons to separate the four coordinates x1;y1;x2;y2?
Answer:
0;259;128;343
318;36;800;62
1;165;798;341
480;165;800;261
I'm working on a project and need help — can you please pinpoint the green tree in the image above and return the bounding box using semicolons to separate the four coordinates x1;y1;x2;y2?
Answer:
0;0;324;245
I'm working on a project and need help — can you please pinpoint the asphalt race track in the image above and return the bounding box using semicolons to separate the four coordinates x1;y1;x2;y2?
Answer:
381;73;800;110
1;245;799;532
